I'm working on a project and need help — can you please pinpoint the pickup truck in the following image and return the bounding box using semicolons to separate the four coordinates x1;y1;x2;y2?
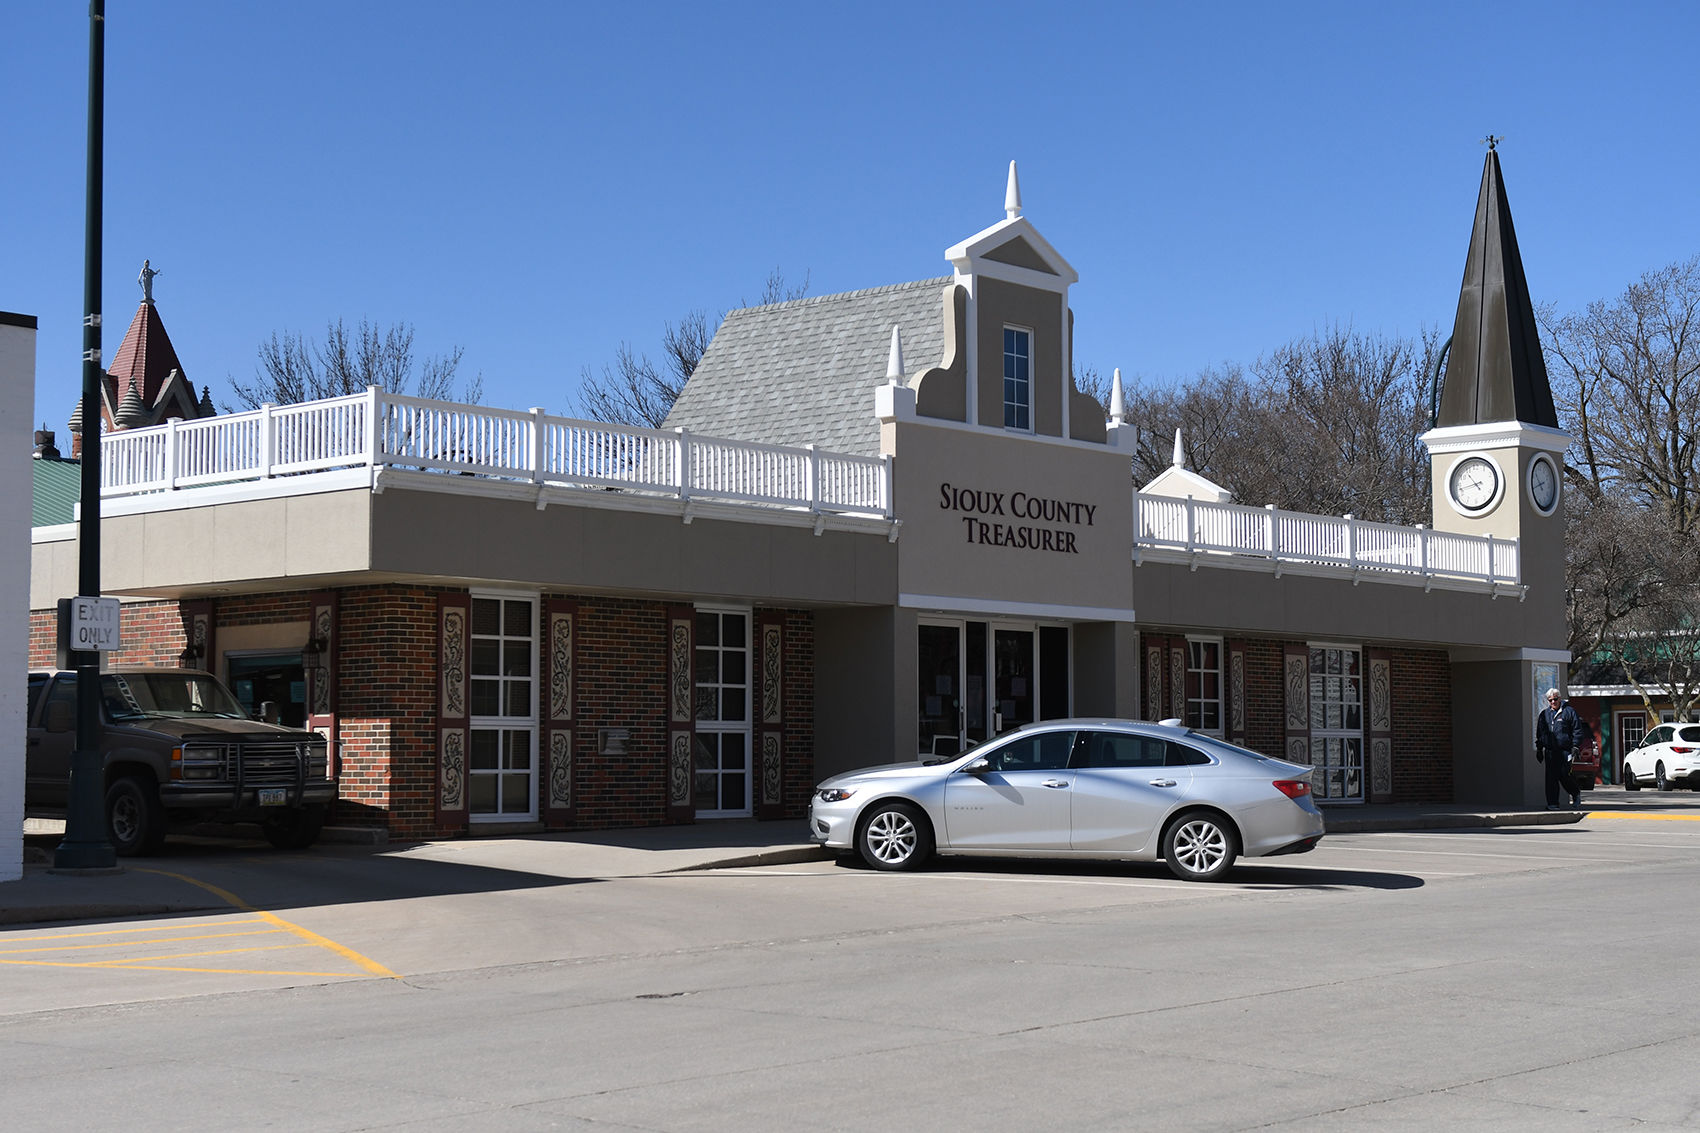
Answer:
25;667;337;855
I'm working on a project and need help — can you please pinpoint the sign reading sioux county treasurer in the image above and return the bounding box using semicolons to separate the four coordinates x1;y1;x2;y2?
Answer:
940;482;1097;553
66;595;121;652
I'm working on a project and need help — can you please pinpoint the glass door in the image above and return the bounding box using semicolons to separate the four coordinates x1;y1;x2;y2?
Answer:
918;622;964;759
693;608;751;816
994;627;1036;736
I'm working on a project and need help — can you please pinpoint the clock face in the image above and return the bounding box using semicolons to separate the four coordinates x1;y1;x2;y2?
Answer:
1450;456;1498;512
1529;455;1559;512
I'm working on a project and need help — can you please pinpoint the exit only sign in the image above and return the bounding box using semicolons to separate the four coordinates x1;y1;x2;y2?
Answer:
60;596;122;652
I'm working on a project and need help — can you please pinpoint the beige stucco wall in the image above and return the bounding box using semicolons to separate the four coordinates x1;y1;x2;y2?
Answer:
892;420;1133;615
368;489;899;606
975;277;1065;437
1132;559;1562;652
31;489;374;608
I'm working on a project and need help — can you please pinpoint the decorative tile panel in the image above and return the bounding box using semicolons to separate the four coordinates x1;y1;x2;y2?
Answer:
1230;649;1246;736
1284;652;1308;732
669;730;692;806
441;606;467;720
1370;657;1392;733
440;728;466;812
1146;644;1163;720
549;611;574;721
1371;736;1393;797
762;733;782;806
1169;646;1185;721
762;623;782;725
548;729;573;811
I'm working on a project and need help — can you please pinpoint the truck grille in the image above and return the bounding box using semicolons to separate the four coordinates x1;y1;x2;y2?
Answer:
240;742;308;785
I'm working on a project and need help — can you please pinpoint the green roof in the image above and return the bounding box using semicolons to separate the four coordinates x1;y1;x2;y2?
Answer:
32;459;81;526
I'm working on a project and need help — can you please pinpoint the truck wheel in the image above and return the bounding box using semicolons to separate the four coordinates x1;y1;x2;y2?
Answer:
105;775;166;856
262;806;325;850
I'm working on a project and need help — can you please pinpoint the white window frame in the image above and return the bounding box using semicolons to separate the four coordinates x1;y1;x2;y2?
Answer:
694;605;753;818
1184;636;1224;736
1002;324;1033;432
1308;642;1365;804
468;590;539;823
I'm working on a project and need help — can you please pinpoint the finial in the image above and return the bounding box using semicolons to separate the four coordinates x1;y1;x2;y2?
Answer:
1004;160;1022;219
1172;428;1186;468
885;326;905;384
1480;134;1503;152
1109;367;1125;425
138;259;160;304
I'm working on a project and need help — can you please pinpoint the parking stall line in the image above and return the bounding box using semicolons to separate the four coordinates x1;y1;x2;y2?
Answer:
0;871;399;981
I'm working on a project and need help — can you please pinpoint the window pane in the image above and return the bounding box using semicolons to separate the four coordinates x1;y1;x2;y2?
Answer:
471;639;500;677
692;735;718;771
505;731;532;769
721;689;746;721
501;773;529;811
696;613;719;647
694;772;718;810
721;733;746;770
470;776;497;813
504;681;531;718
722;649;746;686
470;680;499;717
504;641;531;677
695;651;719;686
503;600;531;637
470;730;499;770
695;688;719;721
721;773;746;809
471;598;500;636
723;614;746;646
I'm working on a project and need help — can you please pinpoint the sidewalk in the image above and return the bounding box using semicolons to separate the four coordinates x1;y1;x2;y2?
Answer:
2;793;1666;928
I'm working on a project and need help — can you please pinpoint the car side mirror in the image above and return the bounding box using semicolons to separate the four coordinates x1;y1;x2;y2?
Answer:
960;757;992;776
43;700;73;733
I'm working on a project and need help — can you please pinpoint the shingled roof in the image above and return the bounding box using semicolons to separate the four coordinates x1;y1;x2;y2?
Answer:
1435;149;1559;429
664;277;951;457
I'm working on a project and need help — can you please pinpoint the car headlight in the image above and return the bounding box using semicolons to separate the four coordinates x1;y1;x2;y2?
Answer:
816;788;856;803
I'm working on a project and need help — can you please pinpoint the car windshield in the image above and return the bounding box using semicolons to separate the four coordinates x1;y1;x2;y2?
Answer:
100;672;250;721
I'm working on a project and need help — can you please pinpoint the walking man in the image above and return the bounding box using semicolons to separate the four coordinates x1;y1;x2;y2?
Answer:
1535;687;1580;810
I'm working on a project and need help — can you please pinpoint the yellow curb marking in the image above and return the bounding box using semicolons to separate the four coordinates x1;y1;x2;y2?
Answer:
1585;812;1700;822
0;870;398;980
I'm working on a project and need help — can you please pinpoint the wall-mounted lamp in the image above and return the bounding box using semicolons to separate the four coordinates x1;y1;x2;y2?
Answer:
301;635;328;673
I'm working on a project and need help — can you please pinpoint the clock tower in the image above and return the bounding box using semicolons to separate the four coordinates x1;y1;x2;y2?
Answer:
1420;146;1571;806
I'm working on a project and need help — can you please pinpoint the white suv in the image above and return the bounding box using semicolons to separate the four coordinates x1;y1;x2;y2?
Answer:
1623;722;1700;791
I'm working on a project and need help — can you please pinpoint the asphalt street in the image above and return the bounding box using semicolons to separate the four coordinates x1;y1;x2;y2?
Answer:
5;800;1700;1130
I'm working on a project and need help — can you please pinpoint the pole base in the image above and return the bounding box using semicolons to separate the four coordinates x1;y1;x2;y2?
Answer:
53;840;118;871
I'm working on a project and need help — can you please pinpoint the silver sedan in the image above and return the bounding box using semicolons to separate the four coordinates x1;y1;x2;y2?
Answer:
808;719;1325;881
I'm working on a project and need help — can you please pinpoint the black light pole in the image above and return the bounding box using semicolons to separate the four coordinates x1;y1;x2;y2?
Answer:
56;0;116;870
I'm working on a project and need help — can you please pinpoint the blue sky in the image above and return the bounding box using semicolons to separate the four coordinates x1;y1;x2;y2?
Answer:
8;1;1699;431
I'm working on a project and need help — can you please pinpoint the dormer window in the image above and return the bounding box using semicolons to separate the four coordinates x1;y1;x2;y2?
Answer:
1003;326;1031;431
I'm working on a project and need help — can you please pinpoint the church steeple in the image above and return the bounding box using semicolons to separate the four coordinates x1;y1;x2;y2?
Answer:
1435;148;1558;429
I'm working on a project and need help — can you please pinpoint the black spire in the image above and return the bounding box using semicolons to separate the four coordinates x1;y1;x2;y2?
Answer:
1435;150;1558;428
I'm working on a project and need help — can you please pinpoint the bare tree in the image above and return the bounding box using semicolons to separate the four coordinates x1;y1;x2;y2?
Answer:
1092;328;1434;525
228;318;481;410
1543;255;1700;530
579;269;809;428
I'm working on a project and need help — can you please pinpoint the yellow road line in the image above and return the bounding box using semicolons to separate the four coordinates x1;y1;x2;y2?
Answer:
133;868;398;979
1586;811;1700;822
0;928;283;956
6;959;363;977
6;917;270;942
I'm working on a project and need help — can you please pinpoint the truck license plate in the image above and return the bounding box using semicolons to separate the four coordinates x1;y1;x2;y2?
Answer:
258;788;287;806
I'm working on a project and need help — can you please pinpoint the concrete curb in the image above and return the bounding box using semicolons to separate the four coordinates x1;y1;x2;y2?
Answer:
1323;809;1587;833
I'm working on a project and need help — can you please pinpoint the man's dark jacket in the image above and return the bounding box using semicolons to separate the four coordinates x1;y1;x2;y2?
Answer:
1536;701;1579;761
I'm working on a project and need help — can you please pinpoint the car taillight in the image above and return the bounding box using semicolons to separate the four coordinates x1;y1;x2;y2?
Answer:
1273;779;1311;799
1673;746;1694;754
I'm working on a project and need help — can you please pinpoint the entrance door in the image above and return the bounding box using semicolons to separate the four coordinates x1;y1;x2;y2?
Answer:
1617;711;1647;782
994;627;1035;735
918;622;964;759
227;653;307;726
694;608;751;817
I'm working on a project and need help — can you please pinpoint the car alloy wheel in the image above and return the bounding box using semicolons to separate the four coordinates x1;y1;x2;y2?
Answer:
1163;811;1239;882
1624;764;1640;791
1657;762;1671;791
857;802;932;871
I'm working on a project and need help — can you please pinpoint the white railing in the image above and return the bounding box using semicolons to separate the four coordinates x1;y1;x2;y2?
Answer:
1135;495;1520;588
99;388;892;518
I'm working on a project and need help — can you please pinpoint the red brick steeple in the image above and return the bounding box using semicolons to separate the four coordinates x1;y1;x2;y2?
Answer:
69;260;214;456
